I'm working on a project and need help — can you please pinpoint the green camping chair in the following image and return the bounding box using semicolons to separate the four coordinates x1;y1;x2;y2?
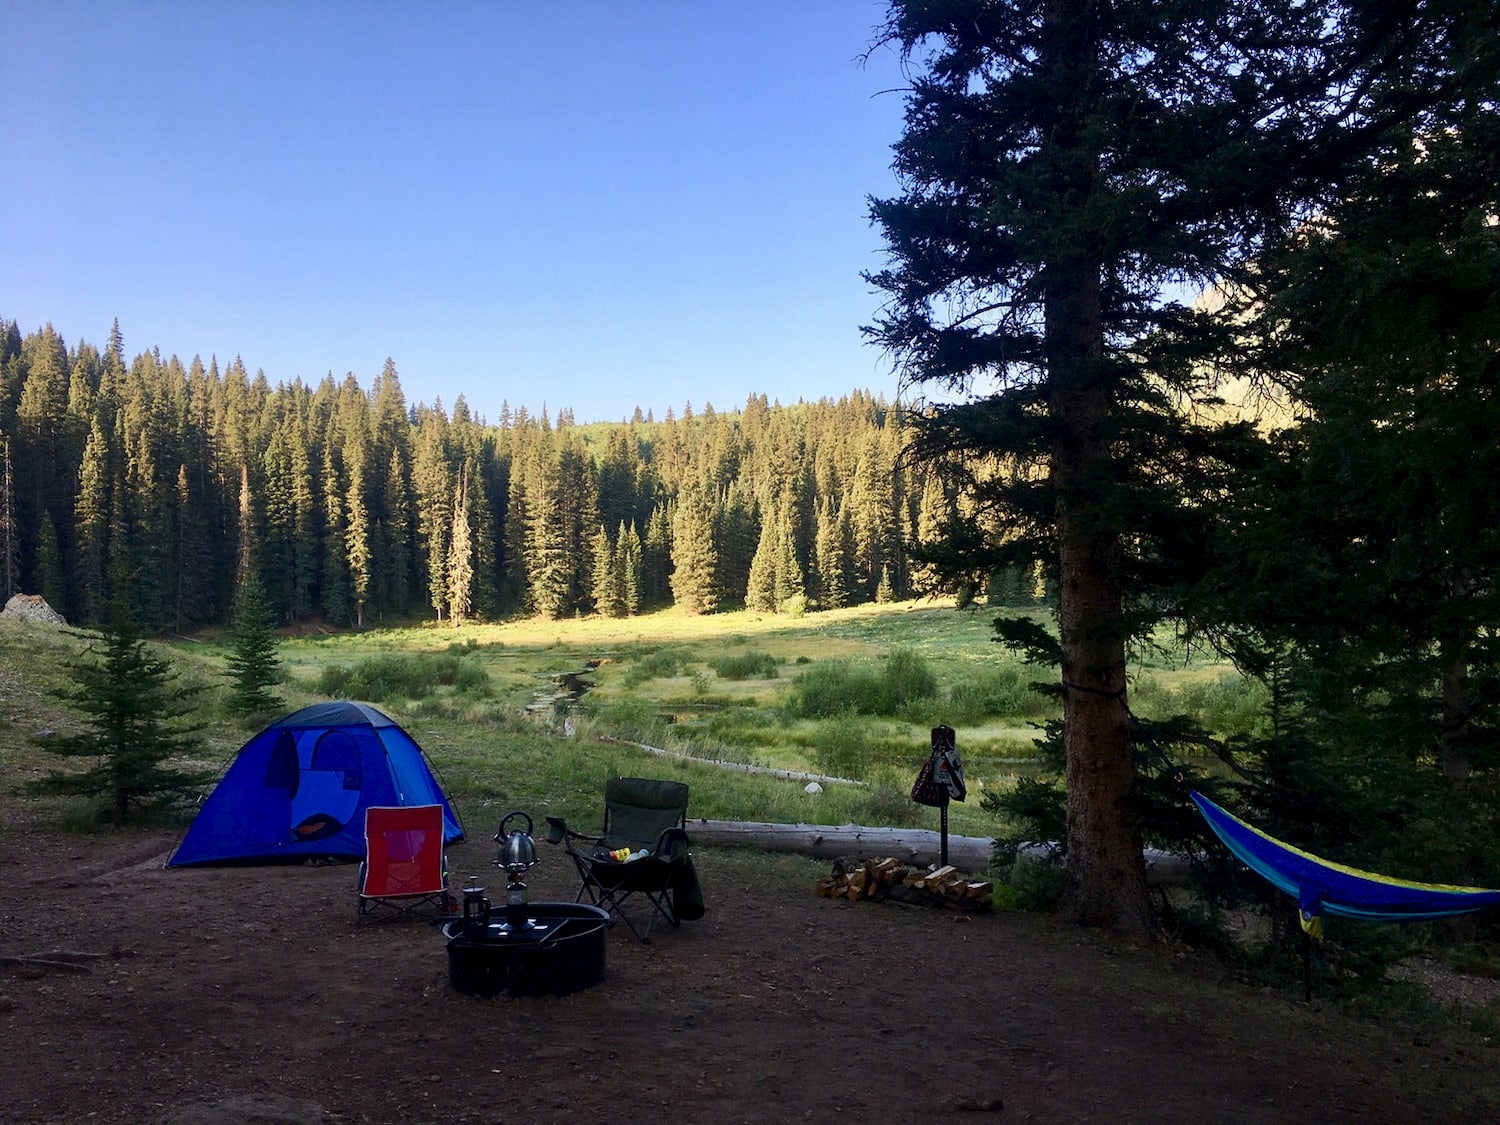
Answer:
545;777;704;942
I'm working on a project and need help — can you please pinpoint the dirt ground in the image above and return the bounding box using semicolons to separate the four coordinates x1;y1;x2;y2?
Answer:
2;828;1497;1125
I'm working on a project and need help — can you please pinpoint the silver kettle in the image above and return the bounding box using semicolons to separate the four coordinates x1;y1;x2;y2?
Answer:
495;810;538;875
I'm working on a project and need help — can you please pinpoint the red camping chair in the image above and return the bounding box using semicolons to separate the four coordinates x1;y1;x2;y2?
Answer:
355;805;455;926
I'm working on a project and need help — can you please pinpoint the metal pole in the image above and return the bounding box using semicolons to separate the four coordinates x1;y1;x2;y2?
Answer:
940;796;949;867
1302;930;1312;1003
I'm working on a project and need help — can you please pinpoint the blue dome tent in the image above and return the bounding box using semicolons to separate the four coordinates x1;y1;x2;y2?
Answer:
168;701;463;867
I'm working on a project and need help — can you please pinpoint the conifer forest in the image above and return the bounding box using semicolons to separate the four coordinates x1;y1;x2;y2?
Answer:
0;318;947;632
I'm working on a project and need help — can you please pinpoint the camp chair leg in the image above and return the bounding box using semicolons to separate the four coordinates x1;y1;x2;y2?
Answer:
356;861;368;927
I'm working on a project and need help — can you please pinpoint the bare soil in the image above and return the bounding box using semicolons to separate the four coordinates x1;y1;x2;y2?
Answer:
2;829;1496;1124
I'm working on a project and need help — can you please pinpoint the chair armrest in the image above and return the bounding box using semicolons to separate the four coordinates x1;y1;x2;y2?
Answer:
544;816;604;850
654;825;691;861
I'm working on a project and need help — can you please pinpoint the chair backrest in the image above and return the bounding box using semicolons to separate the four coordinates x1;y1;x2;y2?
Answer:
361;804;445;897
602;777;688;848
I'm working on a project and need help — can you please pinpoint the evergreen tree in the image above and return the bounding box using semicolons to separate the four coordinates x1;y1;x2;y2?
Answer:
555;431;600;614
288;414;319;622
642;503;673;608
1219;90;1500;892
73;420;110;622
671;479;718;614
745;507;778;612
448;470;474;626
866;0;1474;933
319;440;352;626
411;403;452;621
715;481;756;609
28;597;208;822
0;433;16;600
524;433;572;618
813;498;853;611
235;462;257;593
616;520;643;617
224;573;283;717
13;325;68;596
774;506;805;609
590;523;619;617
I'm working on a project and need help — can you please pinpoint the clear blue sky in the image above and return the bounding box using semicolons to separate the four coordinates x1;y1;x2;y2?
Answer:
2;1;913;424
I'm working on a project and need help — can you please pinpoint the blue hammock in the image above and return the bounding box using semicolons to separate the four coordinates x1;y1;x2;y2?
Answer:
1191;791;1500;938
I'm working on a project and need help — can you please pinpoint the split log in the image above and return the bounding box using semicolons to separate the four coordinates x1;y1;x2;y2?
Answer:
818;858;993;912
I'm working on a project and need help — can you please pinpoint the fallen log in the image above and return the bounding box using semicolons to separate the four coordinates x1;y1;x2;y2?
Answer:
687;819;994;870
599;737;865;787
686;820;1195;885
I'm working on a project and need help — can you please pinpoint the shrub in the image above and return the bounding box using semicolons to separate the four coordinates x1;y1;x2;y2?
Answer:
1001;853;1066;912
622;646;690;687
945;664;1047;722
712;651;779;681
314;651;490;702
790;661;890;718
812;720;874;780
586;696;666;743
883;648;938;711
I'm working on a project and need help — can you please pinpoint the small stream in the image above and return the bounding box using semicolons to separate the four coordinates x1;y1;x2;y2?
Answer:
525;664;598;718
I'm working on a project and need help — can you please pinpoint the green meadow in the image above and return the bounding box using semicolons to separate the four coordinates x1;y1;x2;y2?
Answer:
1;599;1256;847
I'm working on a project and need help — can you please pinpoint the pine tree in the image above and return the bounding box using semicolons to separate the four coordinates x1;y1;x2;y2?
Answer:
590;523;618;617
1221;87;1500;891
0;433;16;600
447;470;473;626
642;504;672;608
866;0;1473;933
813;499;852;611
616;520;642;617
28;597;208;822
225;573;283;717
524;434;571;618
745;507;778;613
670;480;718;614
773;507;805;609
412;404;452;621
319;440;352;626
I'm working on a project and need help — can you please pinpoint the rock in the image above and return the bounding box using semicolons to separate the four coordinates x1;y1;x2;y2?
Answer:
1;593;66;626
804;782;823;795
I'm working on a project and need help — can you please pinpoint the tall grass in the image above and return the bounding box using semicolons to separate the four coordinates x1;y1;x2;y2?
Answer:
1131;671;1271;739
711;651;779;680
315;651;491;702
788;647;940;719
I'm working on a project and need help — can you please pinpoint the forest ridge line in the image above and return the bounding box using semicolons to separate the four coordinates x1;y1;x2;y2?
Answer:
0;318;984;634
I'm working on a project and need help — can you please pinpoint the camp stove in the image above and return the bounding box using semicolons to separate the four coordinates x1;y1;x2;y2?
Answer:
494;809;539;930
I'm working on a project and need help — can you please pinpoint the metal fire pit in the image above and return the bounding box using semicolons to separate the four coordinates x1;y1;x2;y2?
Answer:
441;902;609;998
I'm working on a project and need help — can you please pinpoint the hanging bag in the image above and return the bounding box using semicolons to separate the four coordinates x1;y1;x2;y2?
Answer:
910;751;947;807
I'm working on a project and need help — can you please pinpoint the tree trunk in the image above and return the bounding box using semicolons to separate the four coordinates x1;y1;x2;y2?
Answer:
1040;0;1154;939
1043;252;1152;933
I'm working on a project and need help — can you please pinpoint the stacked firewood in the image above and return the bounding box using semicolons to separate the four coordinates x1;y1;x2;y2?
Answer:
813;856;993;911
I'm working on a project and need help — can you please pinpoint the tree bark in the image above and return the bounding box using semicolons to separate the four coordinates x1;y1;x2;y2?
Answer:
1050;335;1152;936
1039;0;1155;939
